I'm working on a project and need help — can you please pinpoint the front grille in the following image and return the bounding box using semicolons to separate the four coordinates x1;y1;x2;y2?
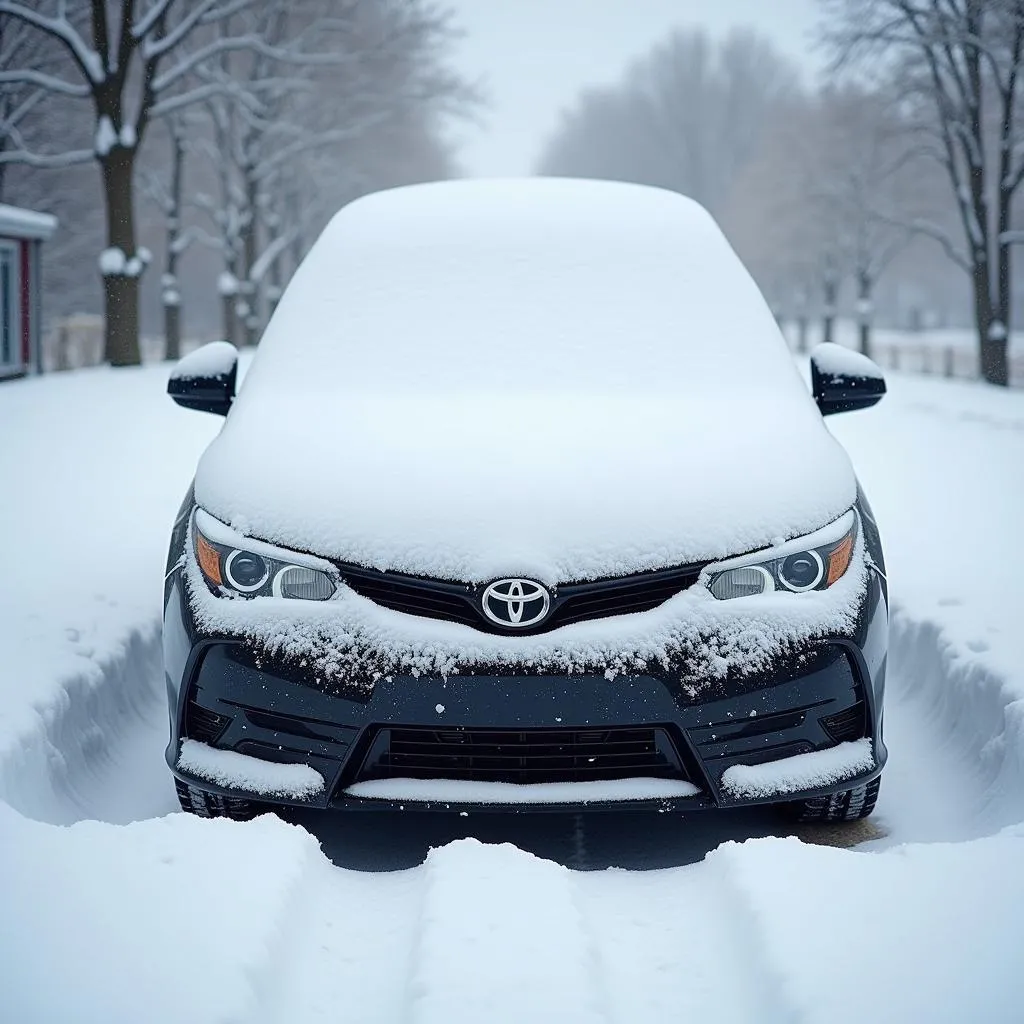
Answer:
356;725;689;784
340;563;705;634
548;566;704;628
184;700;229;744
821;701;867;743
341;566;480;627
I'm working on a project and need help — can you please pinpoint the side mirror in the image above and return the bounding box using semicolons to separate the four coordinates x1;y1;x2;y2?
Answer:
167;342;238;416
809;343;886;416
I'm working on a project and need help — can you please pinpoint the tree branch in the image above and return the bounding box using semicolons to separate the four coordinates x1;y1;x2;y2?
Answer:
0;1;103;84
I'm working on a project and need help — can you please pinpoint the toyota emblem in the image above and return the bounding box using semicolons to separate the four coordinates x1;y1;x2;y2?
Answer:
481;578;551;629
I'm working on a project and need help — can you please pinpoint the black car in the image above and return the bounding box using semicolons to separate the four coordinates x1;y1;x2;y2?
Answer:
163;179;888;824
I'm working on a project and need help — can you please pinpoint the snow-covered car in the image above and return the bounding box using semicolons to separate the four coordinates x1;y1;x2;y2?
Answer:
163;178;888;824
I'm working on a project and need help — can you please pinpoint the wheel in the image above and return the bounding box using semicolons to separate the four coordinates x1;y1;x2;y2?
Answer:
175;778;263;821
781;776;881;824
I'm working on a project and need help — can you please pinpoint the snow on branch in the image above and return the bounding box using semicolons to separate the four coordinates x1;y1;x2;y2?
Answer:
140;0;258;61
0;68;90;98
0;2;103;84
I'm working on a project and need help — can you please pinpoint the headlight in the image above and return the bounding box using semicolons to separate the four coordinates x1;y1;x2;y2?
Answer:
704;512;857;601
192;512;337;601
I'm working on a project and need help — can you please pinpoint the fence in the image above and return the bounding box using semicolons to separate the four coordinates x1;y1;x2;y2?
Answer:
41;315;207;371
867;341;1024;387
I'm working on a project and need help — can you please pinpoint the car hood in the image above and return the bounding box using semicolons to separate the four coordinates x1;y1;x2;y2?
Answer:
194;389;856;584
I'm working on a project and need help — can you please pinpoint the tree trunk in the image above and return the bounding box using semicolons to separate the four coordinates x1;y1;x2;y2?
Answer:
971;251;1009;386
856;269;872;359
100;149;141;367
822;273;838;347
241;169;260;346
163;127;185;362
164;302;181;362
221;290;237;345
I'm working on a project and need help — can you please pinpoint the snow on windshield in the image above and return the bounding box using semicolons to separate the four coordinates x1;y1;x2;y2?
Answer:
241;178;805;399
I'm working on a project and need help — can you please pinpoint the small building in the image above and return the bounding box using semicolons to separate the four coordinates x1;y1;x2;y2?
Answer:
0;203;58;380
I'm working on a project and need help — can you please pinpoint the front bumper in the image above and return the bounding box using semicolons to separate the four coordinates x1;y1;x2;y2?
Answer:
166;636;886;813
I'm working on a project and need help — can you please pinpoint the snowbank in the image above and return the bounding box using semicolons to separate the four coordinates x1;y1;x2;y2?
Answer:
0;364;221;816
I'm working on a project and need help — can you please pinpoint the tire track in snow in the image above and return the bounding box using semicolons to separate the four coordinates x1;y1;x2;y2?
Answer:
254;852;423;1024
573;858;800;1024
405;839;610;1024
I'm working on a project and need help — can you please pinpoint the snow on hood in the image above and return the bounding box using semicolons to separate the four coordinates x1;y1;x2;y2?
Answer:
195;179;856;582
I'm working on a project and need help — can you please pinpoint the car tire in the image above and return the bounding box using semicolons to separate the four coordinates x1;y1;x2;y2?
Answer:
174;779;263;820
782;776;881;823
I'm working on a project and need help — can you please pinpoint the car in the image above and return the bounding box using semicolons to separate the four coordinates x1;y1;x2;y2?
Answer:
163;178;888;824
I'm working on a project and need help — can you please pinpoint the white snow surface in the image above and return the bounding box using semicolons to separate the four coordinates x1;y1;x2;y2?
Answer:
169;340;238;381
3;325;1024;1023
0;202;58;240
811;341;885;380
98;246;126;275
196;179;856;582
178;740;324;798
345;777;700;804
94;114;117;156
721;739;875;798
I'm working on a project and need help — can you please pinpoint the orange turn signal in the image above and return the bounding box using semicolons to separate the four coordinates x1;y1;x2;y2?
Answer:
195;530;223;587
826;533;854;587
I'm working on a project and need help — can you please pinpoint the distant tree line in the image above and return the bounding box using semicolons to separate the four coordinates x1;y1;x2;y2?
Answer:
538;1;1024;387
0;0;476;366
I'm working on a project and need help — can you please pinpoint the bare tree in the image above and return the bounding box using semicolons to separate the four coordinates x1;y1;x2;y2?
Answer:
0;0;286;366
141;113;207;359
537;28;798;219
824;0;1024;385
195;0;473;345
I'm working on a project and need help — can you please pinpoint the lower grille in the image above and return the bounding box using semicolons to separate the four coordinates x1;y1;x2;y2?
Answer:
356;725;688;785
821;701;867;743
184;700;229;744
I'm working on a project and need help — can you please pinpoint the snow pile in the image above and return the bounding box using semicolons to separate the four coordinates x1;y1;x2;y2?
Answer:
98;247;149;277
98;246;126;275
810;341;885;380
195;179;857;582
345;776;700;804
94;115;117;156
0;364;222;813
178;740;325;799
168;340;238;381
0;203;57;240
721;738;874;798
0;801;322;1024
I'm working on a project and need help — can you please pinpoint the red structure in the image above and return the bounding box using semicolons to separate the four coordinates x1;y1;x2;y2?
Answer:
0;204;57;380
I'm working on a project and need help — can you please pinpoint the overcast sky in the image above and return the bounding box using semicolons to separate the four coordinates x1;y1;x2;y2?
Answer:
446;0;823;176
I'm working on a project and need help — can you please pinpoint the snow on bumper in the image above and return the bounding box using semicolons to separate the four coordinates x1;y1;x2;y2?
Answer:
720;739;875;799
177;739;325;799
183;532;870;698
344;776;701;805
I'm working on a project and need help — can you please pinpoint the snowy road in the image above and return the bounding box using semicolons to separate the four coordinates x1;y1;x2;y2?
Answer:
2;364;1024;1022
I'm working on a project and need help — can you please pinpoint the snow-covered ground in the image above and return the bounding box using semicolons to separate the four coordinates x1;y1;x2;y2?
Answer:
1;362;1023;1022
